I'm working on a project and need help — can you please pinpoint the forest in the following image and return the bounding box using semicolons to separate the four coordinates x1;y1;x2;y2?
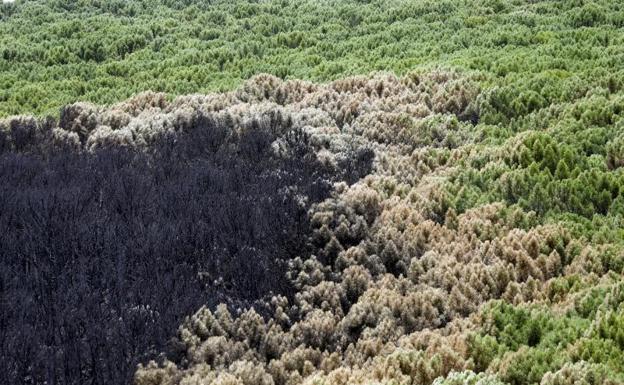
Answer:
0;1;623;385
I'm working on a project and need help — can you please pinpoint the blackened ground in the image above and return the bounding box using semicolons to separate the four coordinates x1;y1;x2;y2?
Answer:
0;117;373;385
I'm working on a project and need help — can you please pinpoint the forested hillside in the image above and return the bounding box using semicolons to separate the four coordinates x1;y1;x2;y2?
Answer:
2;0;624;116
0;1;623;385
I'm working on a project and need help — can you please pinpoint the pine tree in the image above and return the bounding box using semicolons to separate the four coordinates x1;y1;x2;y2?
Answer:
542;144;558;174
555;159;570;180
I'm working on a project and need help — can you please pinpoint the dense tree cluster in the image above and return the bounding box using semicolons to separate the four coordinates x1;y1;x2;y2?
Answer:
2;1;624;385
119;71;620;384
0;99;373;385
3;63;623;385
2;0;624;117
444;83;624;243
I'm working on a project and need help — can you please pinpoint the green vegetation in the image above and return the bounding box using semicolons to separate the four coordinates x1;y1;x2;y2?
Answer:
2;1;624;384
2;0;624;117
469;277;624;385
443;95;624;243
